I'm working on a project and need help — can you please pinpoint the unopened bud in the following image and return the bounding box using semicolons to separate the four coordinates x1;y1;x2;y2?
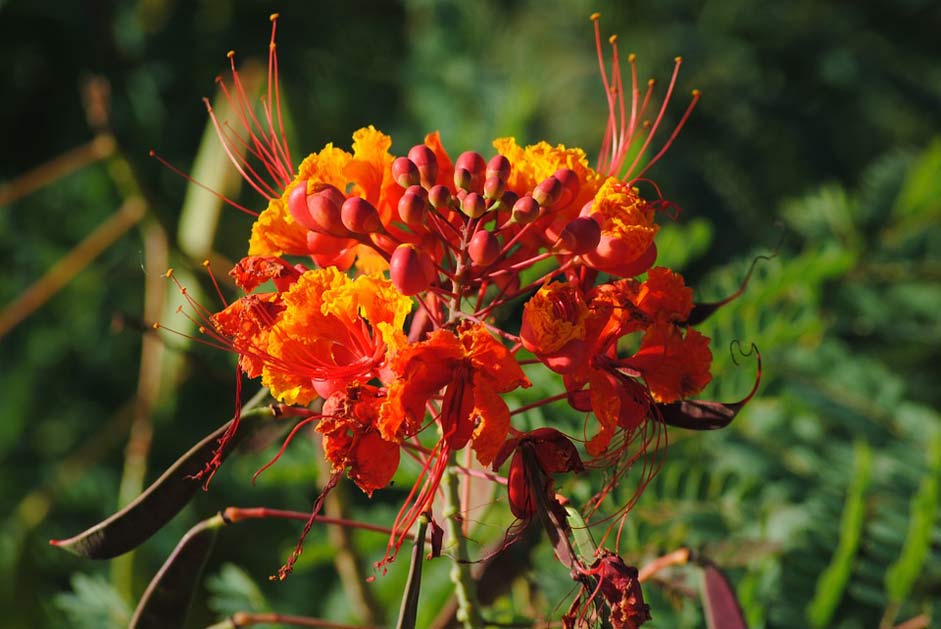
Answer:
407;144;438;188
556;216;601;254
428;184;452;211
486;154;511;182
460;192;487;219
341;196;383;234
287;181;318;230
454;151;486;193
398;185;429;225
468;230;501;266
553;168;580;208
307;189;349;237
483;174;505;200
533;175;562;207
392;156;420;188
389;243;436;296
511;195;541;224
453;167;472;193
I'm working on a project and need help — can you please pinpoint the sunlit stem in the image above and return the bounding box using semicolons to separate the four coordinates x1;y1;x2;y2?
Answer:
222;506;410;539
443;460;483;628
206;613;376;629
637;547;691;582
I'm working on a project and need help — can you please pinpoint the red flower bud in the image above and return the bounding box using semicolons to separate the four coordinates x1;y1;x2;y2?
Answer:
483;174;505;200
428;184;452;210
511;195;541;224
397;185;429;226
556;216;601;255
389;243;436;296
553;167;580;208
341;196;383;234
391;156;420;188
408;144;438;188
454;151;486;193
460;192;487;219
533;175;562;207
307;189;350;237
287;181;318;230
468;229;501;266
486;154;511;182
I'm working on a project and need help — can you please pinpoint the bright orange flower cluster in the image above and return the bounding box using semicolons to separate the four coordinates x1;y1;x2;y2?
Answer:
168;12;758;623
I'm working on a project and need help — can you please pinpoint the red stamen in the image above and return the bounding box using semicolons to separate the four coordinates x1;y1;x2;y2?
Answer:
148;150;258;217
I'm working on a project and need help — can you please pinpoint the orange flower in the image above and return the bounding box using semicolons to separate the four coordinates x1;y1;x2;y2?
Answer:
624;321;713;403
319;385;400;496
581;178;659;277
213;266;412;406
380;322;530;466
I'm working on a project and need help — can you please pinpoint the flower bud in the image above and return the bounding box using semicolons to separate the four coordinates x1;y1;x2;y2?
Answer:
468;229;501;266
391;156;420;188
483;174;505;200
389;243;436;296
533;175;562;207
460;192;487;219
397;185;428;226
453;167;472;193
407;144;438;188
556;216;601;254
454;151;486;193
341;196;383;234
307;189;349;237
428;184;452;211
511;195;541;224
553;168;580;208
287;181;318;231
486;154;511;182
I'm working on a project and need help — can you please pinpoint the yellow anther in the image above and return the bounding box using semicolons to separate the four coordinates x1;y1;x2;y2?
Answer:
628;53;637;63
198;326;207;334
648;78;656;86
227;50;235;59
269;12;280;21
590;12;601;21
692;89;701;96
609;34;618;45
202;259;211;267
165;268;174;278
152;322;161;330
675;56;683;63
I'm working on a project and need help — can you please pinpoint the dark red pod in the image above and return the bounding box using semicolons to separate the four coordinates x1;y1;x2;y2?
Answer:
506;451;536;520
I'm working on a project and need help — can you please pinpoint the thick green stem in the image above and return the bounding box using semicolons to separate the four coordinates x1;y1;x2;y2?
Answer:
443;463;483;628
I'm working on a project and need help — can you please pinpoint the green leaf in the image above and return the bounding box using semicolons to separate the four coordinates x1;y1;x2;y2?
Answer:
53;573;131;629
50;389;271;559
129;513;224;629
884;433;941;604
805;440;873;628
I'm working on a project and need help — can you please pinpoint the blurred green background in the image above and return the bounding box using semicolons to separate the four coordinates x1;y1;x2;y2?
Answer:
2;0;940;627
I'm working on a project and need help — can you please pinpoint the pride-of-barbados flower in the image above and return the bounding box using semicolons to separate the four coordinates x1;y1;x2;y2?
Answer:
159;10;760;623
